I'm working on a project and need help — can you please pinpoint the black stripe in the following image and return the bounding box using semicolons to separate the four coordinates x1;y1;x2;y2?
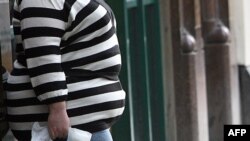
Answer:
66;12;110;44
11;130;31;141
25;46;61;58
13;26;21;35
61;0;77;22
34;81;67;96
61;26;115;53
7;97;41;107
22;27;64;39
66;82;123;100
65;1;99;32
7;113;48;122
17;0;22;5
13;10;21;20
62;44;120;68
16;55;27;67
1;66;6;75
72;116;121;133
6;83;32;91
21;7;66;21
42;95;68;104
10;68;28;76
95;64;121;73
28;63;64;77
68;100;125;117
64;68;119;81
15;44;24;52
67;75;101;81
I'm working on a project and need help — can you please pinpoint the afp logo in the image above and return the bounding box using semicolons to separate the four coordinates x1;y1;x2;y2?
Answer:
224;125;250;141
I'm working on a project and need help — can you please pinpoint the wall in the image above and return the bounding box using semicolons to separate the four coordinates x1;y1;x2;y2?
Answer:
229;0;250;66
229;0;250;124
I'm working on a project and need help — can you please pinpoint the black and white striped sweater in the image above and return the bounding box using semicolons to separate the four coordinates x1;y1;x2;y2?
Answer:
6;0;125;140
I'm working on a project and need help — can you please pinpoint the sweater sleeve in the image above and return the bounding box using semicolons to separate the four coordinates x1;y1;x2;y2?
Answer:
19;0;68;104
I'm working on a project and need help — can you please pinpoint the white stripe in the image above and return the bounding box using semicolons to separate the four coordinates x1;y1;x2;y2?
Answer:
69;20;113;44
13;60;26;69
67;90;125;109
62;34;117;62
7;105;48;115
64;5;107;39
13;60;25;69
7;90;35;99
73;54;121;71
26;54;61;68
7;75;30;84
13;18;20;26
30;72;66;87
21;17;66;30
23;37;61;49
9;122;35;130
2;71;9;82
67;78;118;92
38;89;68;101
69;0;91;23
20;0;65;10
71;107;125;125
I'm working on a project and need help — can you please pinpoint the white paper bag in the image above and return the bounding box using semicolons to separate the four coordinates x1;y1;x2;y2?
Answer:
31;122;92;141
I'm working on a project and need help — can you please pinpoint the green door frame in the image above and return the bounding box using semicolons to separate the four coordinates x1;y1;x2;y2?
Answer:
106;0;166;140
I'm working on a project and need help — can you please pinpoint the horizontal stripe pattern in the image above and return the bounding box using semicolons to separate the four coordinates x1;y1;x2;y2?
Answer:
7;0;125;140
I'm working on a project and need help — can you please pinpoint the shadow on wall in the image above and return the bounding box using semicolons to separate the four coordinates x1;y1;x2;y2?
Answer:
238;65;250;124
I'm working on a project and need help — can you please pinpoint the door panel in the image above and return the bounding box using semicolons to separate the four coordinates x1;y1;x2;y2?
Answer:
106;0;166;141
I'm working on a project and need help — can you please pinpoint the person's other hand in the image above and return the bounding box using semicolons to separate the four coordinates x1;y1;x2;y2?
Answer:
48;101;70;140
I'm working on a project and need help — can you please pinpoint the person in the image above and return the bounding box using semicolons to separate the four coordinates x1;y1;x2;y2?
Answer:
0;66;9;139
6;0;126;141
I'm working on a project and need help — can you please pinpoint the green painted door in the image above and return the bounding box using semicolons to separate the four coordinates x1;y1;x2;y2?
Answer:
106;0;166;141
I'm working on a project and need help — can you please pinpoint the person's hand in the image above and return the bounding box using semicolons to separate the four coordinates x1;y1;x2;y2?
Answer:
48;101;70;140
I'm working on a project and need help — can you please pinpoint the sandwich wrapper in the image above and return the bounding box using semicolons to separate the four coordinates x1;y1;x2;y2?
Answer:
31;122;92;141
